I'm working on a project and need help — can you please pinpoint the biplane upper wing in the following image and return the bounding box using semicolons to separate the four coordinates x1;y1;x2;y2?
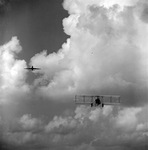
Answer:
74;95;121;105
99;95;121;105
74;95;94;105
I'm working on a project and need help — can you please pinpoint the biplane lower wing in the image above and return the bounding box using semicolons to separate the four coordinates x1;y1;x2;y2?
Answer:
74;95;121;106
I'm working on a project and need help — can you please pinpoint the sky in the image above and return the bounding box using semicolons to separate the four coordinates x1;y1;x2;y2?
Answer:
0;0;148;150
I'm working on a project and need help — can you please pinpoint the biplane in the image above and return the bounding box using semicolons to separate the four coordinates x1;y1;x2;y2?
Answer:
74;95;121;108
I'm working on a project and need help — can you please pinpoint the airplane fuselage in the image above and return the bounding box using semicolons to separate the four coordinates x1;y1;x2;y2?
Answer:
25;66;40;71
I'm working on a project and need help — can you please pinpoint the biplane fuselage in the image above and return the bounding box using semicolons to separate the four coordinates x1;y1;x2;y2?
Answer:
74;95;121;108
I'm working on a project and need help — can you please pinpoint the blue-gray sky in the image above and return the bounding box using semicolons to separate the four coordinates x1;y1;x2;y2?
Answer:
0;0;148;150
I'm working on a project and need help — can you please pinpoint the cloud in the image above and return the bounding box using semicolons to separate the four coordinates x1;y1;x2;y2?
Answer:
0;37;31;145
5;132;36;145
1;114;47;150
19;114;43;131
30;0;148;107
0;36;29;104
114;107;142;131
1;105;148;150
45;115;77;134
0;0;148;150
43;105;148;150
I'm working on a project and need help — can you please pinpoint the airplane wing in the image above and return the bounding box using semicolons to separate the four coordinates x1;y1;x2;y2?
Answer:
33;68;40;70
24;67;32;70
74;95;94;105
24;67;40;71
74;95;121;105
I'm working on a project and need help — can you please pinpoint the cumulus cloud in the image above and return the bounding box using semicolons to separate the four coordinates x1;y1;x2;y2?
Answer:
3;114;43;136
1;104;147;150
0;36;29;104
28;1;148;148
19;114;43;131
114;107;142;131
30;0;148;107
0;37;31;146
0;0;148;150
47;105;148;150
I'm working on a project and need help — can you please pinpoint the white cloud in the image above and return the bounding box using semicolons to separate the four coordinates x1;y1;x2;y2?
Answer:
0;37;32;143
30;0;148;107
0;37;29;104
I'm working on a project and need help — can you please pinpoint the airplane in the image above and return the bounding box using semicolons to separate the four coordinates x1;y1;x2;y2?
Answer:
24;66;41;71
74;95;121;108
